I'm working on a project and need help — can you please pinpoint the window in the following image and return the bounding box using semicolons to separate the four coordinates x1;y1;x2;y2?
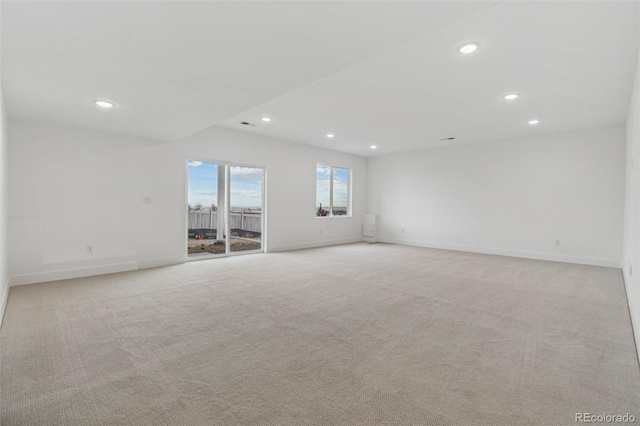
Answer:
316;164;350;217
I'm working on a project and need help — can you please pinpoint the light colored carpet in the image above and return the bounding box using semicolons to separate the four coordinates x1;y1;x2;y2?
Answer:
1;243;639;425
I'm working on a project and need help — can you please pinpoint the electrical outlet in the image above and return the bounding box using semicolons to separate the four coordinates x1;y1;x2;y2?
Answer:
401;228;405;234
319;229;323;235
554;239;561;246
143;196;152;204
86;245;93;254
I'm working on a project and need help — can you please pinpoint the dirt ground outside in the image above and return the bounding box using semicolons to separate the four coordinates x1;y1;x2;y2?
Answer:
188;238;261;255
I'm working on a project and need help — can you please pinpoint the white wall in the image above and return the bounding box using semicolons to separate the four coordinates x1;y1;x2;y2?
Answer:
8;118;367;285
368;126;625;267
622;39;640;358
0;92;8;322
0;95;9;324
0;0;9;323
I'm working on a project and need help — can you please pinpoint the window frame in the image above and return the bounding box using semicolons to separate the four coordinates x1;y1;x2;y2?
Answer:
316;163;352;218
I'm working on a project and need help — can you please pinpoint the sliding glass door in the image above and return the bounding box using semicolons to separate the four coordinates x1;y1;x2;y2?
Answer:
187;160;264;257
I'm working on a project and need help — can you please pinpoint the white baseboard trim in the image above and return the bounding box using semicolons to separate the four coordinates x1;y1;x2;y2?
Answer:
379;238;621;268
8;256;188;288
622;272;640;366
9;262;139;287
268;237;362;253
0;277;9;328
137;256;186;270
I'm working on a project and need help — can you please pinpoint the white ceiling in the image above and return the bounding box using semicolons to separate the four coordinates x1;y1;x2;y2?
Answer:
2;1;638;157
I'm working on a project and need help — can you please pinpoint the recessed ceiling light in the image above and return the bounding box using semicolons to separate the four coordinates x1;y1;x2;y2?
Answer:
326;133;335;138
94;100;115;108
261;117;271;122
370;145;377;149
459;43;478;54
504;93;519;101
528;119;540;125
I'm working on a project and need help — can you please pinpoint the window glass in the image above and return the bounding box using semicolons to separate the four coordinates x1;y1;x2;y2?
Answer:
332;167;349;216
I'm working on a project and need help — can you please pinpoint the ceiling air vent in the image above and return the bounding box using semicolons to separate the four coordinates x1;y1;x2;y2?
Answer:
439;137;455;141
240;121;256;127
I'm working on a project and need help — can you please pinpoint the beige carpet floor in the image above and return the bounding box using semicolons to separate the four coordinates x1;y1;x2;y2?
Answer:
1;243;639;425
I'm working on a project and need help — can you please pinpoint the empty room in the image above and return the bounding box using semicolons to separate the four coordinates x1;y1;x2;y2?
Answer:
1;1;639;425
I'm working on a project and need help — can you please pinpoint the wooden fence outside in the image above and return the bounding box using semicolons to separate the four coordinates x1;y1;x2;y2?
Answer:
188;211;262;233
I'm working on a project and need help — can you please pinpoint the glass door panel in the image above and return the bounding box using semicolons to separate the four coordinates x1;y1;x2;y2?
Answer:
228;166;263;253
187;161;226;256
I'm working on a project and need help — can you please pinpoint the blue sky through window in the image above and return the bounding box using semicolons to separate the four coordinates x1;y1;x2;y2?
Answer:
187;161;217;208
316;165;331;210
333;167;349;208
230;166;263;209
188;161;262;209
